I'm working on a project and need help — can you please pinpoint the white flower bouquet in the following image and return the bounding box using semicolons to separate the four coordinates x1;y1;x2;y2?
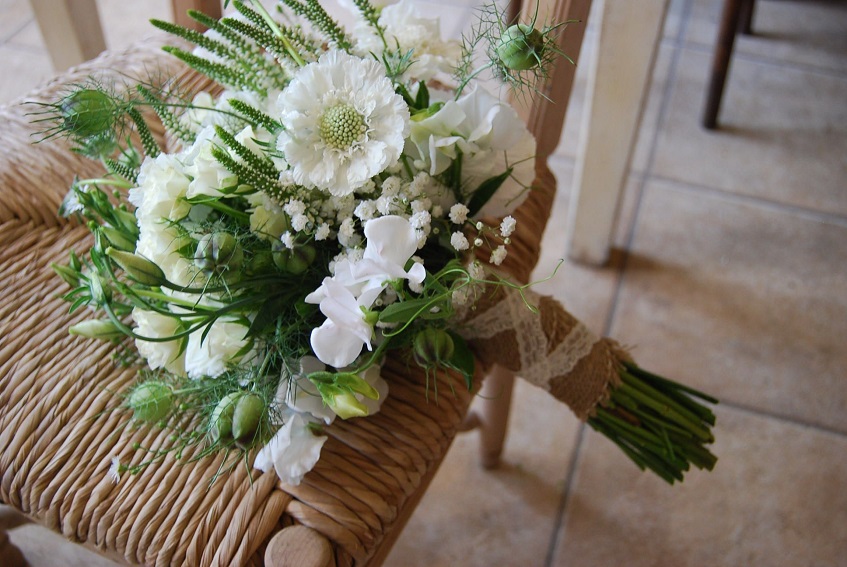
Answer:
41;0;717;486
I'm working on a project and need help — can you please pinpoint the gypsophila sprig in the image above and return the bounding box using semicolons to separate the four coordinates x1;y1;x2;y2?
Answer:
41;0;717;487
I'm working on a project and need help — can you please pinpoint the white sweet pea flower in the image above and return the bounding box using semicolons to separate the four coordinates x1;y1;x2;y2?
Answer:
308;277;375;369
254;411;327;485
351;215;426;304
407;87;537;218
277;357;337;424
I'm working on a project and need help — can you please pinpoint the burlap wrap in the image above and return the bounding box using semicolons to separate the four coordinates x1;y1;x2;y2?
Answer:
459;286;627;420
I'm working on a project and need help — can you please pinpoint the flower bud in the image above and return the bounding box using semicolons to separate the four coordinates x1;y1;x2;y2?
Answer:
52;262;79;287
194;233;243;276
128;381;172;422
232;392;264;442
327;392;369;420
413;328;455;365
88;273;112;305
209;391;241;442
69;319;123;340
60;89;116;139
101;226;136;252
106;247;166;286
496;24;546;71
335;372;380;400
114;208;140;238
272;242;316;275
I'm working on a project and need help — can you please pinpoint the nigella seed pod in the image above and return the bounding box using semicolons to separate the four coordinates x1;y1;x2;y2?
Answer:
209;392;242;442
194;233;243;276
413;328;455;365
128;381;173;422
272;241;316;275
496;24;546;71
60;89;116;139
232;392;264;442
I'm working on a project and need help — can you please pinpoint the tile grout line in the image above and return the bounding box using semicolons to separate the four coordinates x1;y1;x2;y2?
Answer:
546;2;695;564
719;399;847;440
649;172;847;228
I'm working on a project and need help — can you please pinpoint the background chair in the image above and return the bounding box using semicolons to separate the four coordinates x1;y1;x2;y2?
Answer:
703;0;756;129
0;0;592;565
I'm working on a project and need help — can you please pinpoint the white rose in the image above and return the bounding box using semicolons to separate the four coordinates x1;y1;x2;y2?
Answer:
133;308;185;375
184;318;252;379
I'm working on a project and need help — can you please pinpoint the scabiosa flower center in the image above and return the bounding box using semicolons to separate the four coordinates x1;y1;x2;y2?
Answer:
319;104;367;150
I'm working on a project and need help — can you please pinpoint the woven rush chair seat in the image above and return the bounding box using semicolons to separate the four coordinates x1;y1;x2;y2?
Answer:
0;2;590;563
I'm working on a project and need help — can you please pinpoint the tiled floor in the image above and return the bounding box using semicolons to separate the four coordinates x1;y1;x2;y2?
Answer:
1;0;846;565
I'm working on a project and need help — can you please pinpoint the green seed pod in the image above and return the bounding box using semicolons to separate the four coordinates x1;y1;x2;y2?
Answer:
495;24;546;71
128;381;173;422
232;392;265;442
272;241;316;275
69;319;124;340
194;233;243;276
209;392;242;442
246;249;274;276
60;89;116;139
413;328;455;365
106;247;166;286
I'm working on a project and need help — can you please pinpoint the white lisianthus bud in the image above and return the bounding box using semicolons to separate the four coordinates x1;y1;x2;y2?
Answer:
106;247;166;286
69;319;124;340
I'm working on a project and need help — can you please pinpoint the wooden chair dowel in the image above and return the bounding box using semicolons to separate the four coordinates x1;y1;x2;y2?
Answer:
702;0;745;129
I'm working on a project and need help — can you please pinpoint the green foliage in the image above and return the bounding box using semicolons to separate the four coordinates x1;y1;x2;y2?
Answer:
282;0;352;50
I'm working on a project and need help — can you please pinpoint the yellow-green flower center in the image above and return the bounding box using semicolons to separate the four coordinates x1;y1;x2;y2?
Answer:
319;104;367;150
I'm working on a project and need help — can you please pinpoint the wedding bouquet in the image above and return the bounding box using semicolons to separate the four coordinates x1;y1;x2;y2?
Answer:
42;0;717;486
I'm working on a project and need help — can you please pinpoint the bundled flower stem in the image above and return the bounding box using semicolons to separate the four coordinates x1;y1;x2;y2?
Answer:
460;286;717;483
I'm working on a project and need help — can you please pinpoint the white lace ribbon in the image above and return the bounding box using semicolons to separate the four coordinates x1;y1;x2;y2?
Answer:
459;289;599;390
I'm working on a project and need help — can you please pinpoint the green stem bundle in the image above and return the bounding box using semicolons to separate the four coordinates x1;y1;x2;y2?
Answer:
588;361;718;484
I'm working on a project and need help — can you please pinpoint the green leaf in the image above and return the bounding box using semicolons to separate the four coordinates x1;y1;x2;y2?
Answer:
467;168;512;217
414;81;429;110
447;331;475;389
378;298;433;323
247;294;288;337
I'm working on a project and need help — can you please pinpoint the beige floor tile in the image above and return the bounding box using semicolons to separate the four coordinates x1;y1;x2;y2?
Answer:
4;18;40;49
610;180;847;432
385;378;581;567
0;45;53;102
0;0;31;43
685;0;847;74
7;523;121;567
651;47;847;216
550;405;847;567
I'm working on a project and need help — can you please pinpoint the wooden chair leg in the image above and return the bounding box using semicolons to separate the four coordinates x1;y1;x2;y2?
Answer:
472;365;516;469
702;0;745;129
739;0;756;35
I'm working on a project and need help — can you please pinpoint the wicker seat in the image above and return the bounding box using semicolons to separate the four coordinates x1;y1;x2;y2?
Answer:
0;1;591;564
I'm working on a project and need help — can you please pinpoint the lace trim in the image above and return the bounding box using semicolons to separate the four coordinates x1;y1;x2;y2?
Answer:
459;289;599;390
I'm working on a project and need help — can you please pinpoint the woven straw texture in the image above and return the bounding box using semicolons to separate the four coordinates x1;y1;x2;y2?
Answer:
0;40;557;566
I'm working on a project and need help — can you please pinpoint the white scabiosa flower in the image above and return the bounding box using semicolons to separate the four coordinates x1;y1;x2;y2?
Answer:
276;51;409;196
